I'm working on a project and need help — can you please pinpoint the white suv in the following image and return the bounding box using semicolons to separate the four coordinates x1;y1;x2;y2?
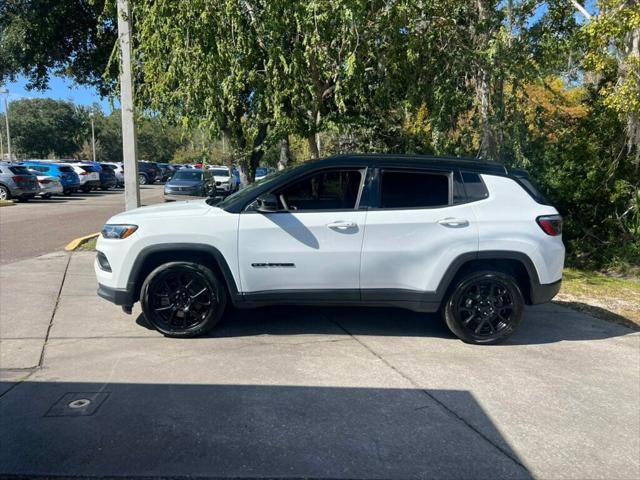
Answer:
208;165;235;194
95;155;564;344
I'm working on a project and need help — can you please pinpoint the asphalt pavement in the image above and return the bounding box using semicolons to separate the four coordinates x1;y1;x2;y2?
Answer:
1;252;638;479
0;185;164;265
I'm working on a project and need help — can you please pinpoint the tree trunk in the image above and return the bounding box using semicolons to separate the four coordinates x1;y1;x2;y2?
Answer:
307;133;319;160
221;128;233;169
278;136;291;171
475;0;498;161
238;159;251;188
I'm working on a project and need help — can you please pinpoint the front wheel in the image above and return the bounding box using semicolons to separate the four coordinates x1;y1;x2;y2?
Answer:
140;262;227;338
442;271;524;345
138;174;147;185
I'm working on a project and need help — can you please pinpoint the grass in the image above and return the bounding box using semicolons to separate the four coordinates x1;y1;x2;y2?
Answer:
78;236;98;251
555;268;640;329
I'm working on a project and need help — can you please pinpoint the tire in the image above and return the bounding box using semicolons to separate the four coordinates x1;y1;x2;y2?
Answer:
42;193;52;199
140;262;227;338
63;190;71;196
442;270;524;345
138;174;147;185
0;185;10;201
17;196;30;202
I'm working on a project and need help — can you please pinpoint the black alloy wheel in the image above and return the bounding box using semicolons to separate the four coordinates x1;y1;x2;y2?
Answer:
443;271;523;344
141;262;227;337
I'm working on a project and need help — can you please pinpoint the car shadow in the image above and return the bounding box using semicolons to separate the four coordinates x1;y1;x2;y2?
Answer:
262;212;320;249
0;381;532;478
135;303;638;345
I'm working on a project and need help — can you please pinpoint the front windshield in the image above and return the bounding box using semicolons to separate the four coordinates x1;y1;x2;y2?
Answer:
172;170;202;181
211;169;229;177
212;167;289;209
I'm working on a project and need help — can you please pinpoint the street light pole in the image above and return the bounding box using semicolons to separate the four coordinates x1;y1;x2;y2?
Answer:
90;113;96;162
116;0;140;210
0;88;11;161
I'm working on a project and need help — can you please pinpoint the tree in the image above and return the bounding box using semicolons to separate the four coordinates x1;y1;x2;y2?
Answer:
0;0;118;95
7;98;83;158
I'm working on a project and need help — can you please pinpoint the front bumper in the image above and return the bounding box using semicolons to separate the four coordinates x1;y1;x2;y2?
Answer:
164;192;204;202
98;283;135;306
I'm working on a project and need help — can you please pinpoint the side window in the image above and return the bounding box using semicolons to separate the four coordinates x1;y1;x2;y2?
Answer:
276;169;363;211
380;170;450;208
461;172;489;202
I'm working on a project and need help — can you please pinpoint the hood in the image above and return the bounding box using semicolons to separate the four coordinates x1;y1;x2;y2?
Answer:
107;199;212;223
213;175;230;181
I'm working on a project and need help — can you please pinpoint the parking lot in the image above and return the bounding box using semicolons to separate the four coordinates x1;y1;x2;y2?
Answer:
0;185;164;264
1;251;638;479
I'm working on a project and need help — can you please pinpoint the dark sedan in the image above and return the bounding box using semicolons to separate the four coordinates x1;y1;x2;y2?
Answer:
163;168;215;201
99;164;118;190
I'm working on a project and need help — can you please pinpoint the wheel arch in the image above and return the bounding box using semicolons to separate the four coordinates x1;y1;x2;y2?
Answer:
436;251;541;305
126;243;240;305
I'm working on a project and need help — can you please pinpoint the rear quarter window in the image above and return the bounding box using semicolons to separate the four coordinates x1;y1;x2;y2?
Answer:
461;172;489;202
59;166;74;173
9;166;32;175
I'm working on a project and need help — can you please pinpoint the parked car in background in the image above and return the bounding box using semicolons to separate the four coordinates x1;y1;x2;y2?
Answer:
254;167;275;181
70;163;101;193
157;163;176;182
0;162;40;201
103;162;124;187
163;168;214;201
137;162;161;185
208;165;235;195
20;161;80;195
27;169;63;198
98;164;118;190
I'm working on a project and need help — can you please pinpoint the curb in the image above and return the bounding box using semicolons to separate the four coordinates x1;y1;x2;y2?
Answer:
65;232;100;251
0;200;15;207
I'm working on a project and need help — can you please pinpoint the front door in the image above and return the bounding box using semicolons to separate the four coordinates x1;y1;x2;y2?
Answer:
238;168;367;295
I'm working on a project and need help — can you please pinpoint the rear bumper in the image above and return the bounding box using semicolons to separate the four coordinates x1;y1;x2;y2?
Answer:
98;283;134;307
530;279;562;304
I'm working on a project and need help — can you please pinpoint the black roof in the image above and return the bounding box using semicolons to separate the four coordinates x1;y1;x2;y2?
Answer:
316;154;508;174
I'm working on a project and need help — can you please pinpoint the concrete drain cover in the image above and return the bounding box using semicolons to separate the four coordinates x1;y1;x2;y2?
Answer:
45;392;110;417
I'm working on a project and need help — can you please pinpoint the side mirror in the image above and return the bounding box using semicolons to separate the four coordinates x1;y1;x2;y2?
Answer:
256;193;278;213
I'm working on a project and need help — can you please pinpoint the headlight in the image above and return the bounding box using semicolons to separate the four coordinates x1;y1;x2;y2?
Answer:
101;224;138;239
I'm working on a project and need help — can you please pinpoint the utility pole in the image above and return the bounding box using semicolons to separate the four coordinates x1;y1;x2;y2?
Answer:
0;130;4;161
116;0;140;210
0;88;11;161
89;112;96;162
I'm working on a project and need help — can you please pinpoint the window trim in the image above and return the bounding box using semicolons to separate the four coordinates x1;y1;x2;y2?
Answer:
371;167;454;211
243;167;368;214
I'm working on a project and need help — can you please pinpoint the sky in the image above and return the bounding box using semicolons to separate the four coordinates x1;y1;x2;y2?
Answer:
0;0;598;117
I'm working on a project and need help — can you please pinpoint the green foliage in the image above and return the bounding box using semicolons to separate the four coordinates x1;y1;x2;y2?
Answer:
5;98;83;158
0;0;118;96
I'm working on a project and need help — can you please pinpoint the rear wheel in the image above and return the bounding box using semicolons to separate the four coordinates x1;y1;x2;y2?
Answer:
0;185;10;200
141;262;227;338
442;271;524;345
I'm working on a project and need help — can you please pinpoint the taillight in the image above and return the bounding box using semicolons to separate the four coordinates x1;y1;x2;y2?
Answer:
537;215;563;236
12;176;27;182
80;171;88;176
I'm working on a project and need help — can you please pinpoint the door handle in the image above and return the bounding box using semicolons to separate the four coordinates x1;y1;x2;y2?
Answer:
437;217;469;228
327;221;358;230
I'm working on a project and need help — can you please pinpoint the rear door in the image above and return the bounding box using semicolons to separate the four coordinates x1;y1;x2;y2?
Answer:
360;167;478;299
238;168;367;294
